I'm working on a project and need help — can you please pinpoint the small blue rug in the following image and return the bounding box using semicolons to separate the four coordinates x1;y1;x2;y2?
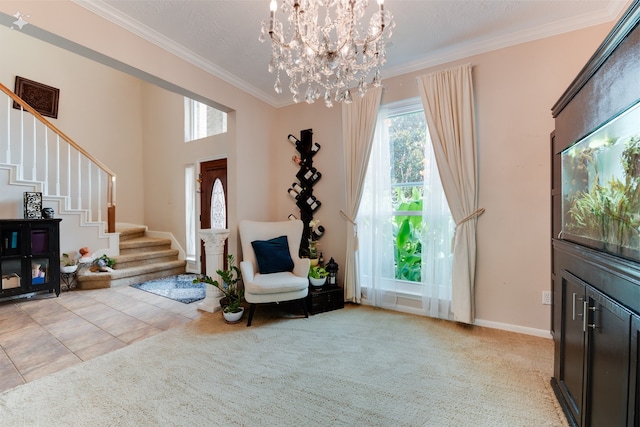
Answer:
130;274;205;304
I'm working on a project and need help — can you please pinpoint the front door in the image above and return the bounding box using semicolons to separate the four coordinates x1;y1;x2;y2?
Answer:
199;159;228;274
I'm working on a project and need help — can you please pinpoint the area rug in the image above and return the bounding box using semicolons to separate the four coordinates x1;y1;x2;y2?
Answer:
130;274;204;304
0;305;568;426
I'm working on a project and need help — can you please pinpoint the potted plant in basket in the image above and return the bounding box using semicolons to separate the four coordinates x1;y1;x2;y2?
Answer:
60;253;79;273
309;265;328;287
194;254;244;323
91;254;116;272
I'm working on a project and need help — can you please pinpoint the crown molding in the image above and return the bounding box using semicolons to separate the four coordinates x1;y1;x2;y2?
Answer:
73;0;629;109
72;0;280;107
383;1;629;80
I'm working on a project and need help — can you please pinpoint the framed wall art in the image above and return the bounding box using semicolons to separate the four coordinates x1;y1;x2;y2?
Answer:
12;76;60;119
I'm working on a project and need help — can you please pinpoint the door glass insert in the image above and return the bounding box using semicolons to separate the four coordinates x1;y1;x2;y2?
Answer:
210;178;226;229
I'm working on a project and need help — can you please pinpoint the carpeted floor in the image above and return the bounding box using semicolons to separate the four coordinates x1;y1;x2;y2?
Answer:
0;305;568;426
130;274;204;304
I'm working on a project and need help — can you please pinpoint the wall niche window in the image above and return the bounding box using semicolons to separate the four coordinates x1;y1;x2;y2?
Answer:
184;97;227;142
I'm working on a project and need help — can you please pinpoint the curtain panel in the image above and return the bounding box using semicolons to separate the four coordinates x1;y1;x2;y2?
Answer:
417;64;483;324
340;86;383;303
356;104;397;308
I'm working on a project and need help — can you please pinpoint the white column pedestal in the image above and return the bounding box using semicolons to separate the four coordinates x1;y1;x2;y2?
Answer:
197;229;229;313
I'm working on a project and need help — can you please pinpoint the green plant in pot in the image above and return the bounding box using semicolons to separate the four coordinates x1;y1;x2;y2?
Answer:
60;253;78;266
309;265;328;287
91;254;115;272
194;254;244;318
60;253;79;273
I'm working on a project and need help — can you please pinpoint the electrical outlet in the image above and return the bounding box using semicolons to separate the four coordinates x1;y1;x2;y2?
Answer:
542;291;552;305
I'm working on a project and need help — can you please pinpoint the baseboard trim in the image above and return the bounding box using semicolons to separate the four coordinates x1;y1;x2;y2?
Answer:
474;318;552;339
361;298;552;339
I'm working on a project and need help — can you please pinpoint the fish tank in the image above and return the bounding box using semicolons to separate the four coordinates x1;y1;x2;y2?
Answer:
561;101;640;262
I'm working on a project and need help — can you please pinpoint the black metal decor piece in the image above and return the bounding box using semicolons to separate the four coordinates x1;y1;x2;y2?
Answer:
286;128;324;257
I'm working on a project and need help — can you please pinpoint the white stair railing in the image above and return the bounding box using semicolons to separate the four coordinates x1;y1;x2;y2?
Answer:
0;82;116;232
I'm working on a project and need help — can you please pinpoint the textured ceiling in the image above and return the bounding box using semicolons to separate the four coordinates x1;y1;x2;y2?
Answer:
75;0;630;107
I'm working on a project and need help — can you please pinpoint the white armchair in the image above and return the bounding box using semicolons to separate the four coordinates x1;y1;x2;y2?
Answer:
239;219;310;326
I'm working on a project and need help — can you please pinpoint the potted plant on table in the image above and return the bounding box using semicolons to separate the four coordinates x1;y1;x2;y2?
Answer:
194;254;244;323
309;265;328;287
60;253;79;273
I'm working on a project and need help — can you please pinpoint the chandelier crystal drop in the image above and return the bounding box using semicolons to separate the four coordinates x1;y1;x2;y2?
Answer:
260;0;395;107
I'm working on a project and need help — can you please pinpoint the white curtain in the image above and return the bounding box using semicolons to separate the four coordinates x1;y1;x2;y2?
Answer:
356;105;397;308
421;134;455;319
341;86;383;303
417;64;483;324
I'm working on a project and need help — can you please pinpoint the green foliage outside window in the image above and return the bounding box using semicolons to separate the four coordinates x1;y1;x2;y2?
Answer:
393;186;423;282
389;112;427;187
388;110;427;282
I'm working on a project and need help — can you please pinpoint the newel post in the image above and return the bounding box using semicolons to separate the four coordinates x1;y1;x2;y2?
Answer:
197;229;229;313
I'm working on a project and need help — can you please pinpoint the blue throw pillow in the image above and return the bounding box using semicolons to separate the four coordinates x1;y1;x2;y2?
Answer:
251;235;295;274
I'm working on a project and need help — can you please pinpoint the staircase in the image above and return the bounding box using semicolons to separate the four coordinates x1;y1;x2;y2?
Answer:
77;225;186;289
0;83;187;288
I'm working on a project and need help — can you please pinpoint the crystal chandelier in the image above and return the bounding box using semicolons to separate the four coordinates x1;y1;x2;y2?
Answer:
260;0;395;107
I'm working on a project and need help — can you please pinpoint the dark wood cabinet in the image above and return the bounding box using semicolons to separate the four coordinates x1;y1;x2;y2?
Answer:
586;286;631;426
550;2;640;425
0;219;61;298
630;315;640;426
557;271;587;424
559;271;633;426
307;285;344;315
553;246;636;426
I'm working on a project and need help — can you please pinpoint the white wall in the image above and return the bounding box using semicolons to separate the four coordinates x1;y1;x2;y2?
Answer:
0;1;620;333
138;82;235;262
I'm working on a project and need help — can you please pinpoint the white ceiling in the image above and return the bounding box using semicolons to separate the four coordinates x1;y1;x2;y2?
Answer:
74;0;630;108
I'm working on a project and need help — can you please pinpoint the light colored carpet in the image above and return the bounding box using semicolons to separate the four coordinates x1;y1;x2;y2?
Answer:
0;304;567;426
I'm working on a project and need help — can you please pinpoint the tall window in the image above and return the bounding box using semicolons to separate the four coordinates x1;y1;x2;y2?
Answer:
184;165;196;262
184;97;227;142
357;98;454;317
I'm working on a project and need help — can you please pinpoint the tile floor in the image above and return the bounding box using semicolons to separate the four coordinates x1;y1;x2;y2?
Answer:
0;284;202;393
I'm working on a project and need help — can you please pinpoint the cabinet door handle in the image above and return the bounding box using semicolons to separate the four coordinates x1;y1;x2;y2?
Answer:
587;305;598;329
572;293;584;320
583;300;588;332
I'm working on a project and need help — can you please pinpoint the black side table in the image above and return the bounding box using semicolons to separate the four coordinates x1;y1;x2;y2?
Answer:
60;271;77;291
307;284;344;315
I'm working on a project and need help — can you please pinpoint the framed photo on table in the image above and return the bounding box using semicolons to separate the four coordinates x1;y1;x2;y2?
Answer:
23;192;43;219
